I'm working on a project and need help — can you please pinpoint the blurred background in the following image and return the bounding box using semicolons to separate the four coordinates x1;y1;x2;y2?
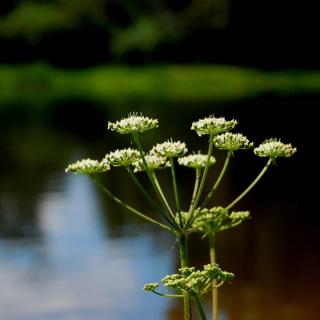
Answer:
0;1;319;319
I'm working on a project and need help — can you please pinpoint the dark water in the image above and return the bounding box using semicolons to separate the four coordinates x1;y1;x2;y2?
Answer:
0;96;319;320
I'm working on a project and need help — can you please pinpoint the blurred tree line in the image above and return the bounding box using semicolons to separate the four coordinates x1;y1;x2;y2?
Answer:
0;0;319;68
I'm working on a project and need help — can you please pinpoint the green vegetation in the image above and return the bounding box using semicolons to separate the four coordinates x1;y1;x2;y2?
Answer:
1;64;320;106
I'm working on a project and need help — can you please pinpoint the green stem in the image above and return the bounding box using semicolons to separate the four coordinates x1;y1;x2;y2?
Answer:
226;158;272;210
201;151;232;208
170;158;181;213
178;234;192;320
194;295;208;320
208;233;218;320
90;175;171;231
152;172;174;219
151;291;184;298
125;166;175;228
189;168;201;211
133;133;175;220
186;134;214;226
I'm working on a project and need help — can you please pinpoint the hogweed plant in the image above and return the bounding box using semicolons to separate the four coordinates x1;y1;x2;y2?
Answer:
66;113;296;320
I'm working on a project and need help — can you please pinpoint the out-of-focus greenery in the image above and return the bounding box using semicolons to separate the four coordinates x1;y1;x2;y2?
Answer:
0;0;230;64
1;64;320;105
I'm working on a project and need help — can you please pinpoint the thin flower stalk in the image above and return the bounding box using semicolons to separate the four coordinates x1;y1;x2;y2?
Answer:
208;233;218;320
178;233;192;320
189;168;201;211
194;295;208;320
90;175;171;231
201;151;232;209
133;133;176;224
169;158;182;221
125;166;176;229
226;158;273;210
186;134;215;227
152;172;174;219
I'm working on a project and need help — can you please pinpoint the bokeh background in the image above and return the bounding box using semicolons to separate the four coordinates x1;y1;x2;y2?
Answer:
0;1;319;319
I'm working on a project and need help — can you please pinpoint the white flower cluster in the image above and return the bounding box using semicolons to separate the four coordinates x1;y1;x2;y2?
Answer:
254;138;297;158
65;158;110;174
178;153;216;169
151;139;188;158
107;113;159;134
161;264;234;295
191;115;238;137
213;132;253;151
133;154;170;172
104;148;140;167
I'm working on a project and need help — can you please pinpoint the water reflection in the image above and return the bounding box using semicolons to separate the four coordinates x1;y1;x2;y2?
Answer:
0;98;319;319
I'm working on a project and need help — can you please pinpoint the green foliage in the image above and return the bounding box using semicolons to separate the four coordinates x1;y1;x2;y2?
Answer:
1;64;320;107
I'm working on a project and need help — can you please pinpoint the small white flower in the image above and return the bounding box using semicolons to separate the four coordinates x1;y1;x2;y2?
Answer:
191;115;238;136
104;148;140;167
213;132;253;151
133;154;170;172
178;153;216;169
254;138;297;158
65;158;110;174
151;139;188;158
107;113;159;134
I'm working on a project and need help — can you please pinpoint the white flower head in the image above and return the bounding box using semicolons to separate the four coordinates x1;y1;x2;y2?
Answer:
191;115;238;137
107;113;159;134
178;153;216;169
213;132;254;151
151;139;188;158
65;158;110;174
133;154;170;172
254;138;297;158
104;148;140;167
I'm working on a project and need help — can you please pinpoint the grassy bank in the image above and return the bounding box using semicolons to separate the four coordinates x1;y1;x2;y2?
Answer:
1;64;320;106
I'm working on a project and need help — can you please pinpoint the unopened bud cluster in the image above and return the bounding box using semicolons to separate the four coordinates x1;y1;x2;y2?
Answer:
161;264;234;295
192;207;251;233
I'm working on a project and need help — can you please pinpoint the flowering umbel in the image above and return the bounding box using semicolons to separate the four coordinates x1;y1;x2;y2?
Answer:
107;113;159;134
104;148;140;167
178;153;216;169
65;159;110;174
151;139;188;158
254;138;297;158
191;115;238;137
133;154;170;172
213;132;253;151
